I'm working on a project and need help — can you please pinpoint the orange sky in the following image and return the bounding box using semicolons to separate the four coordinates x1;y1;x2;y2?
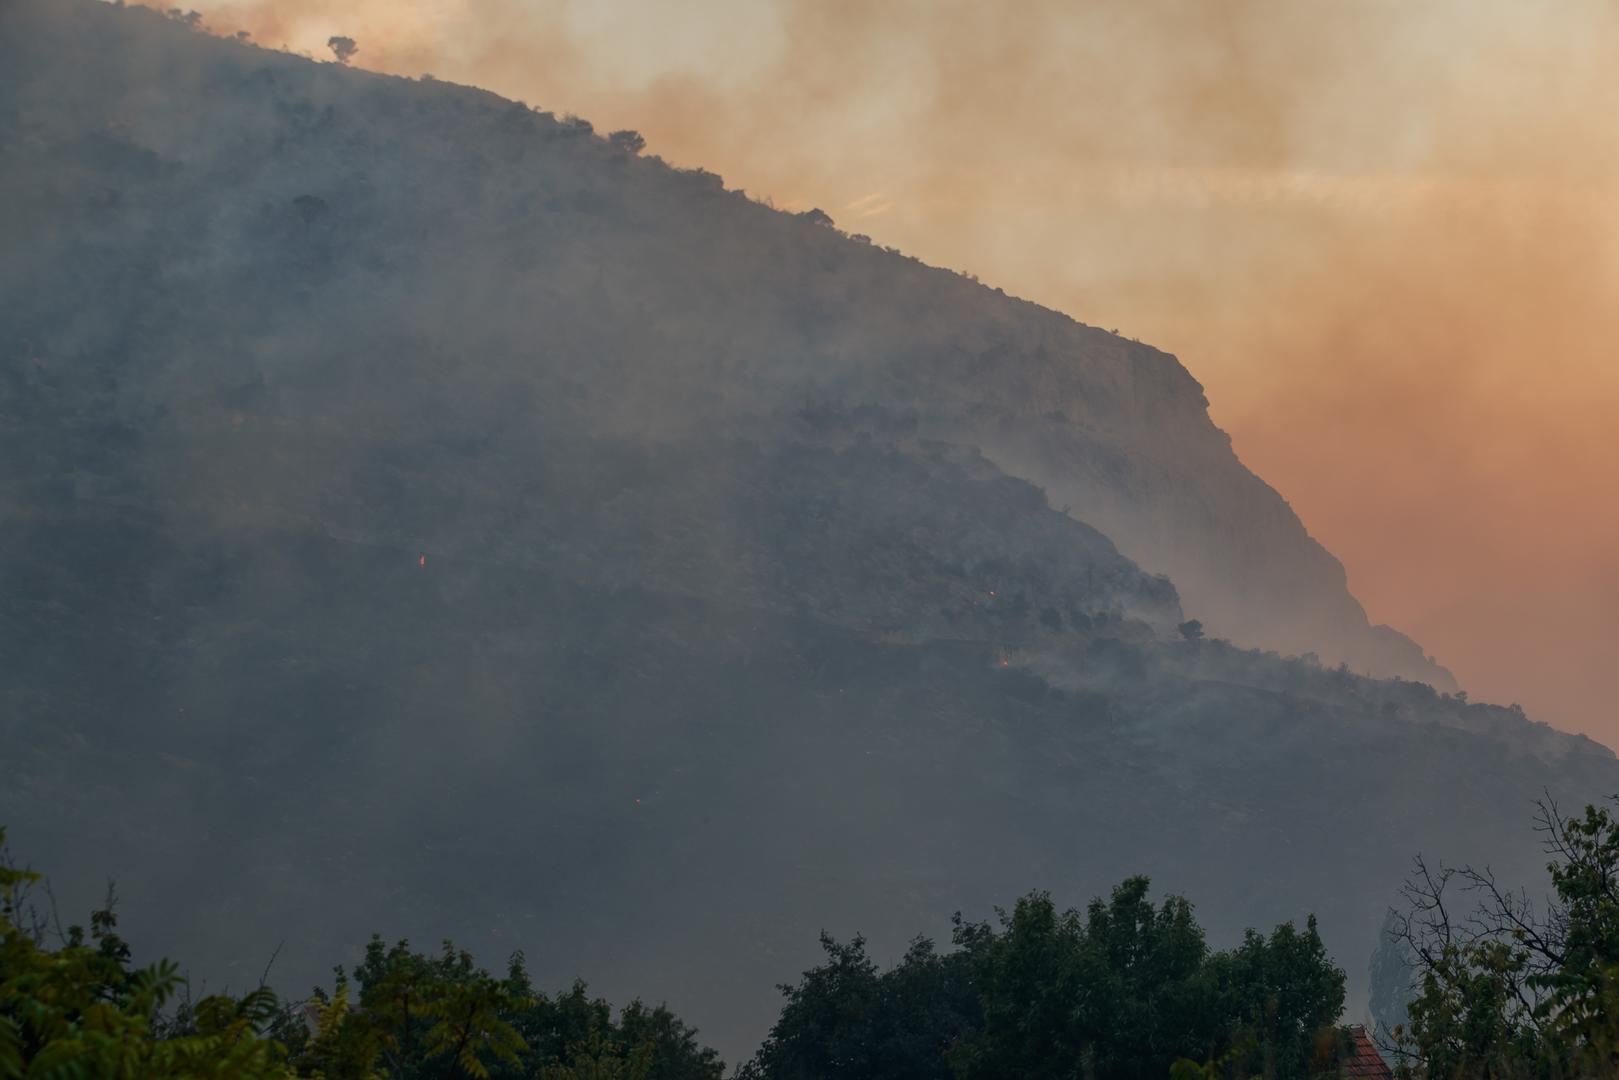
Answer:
151;0;1619;743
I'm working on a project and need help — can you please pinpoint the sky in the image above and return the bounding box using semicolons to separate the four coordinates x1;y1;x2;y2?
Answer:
149;0;1619;744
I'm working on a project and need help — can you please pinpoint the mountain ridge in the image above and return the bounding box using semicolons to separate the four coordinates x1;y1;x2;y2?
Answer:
5;0;1444;683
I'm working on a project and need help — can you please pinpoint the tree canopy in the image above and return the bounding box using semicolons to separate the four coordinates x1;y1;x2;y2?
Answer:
0;829;723;1080
1389;796;1619;1078
742;876;1347;1080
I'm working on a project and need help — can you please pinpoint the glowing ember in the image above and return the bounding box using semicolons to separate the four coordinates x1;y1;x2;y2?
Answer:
419;555;427;567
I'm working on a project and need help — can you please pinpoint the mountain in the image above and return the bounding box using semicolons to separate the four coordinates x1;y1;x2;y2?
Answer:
0;0;1605;1062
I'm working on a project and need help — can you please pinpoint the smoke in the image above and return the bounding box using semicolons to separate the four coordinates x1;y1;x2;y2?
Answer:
136;0;1619;740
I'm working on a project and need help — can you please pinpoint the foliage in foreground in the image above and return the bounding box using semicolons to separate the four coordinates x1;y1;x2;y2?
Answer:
0;827;722;1080
1;826;287;1078
293;937;722;1080
2;824;1351;1079
24;790;1619;1079
1386;796;1619;1079
740;875;1348;1080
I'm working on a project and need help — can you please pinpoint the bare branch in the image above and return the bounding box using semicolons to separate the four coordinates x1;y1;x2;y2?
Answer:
259;940;285;990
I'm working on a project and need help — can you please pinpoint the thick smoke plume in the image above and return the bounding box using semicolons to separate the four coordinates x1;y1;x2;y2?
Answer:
138;0;1619;739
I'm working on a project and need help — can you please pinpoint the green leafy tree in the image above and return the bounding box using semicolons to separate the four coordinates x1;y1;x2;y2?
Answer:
740;933;976;1080
0;828;291;1079
304;939;721;1080
746;877;1346;1080
0;828;722;1079
357;939;441;1075
1206;917;1346;1078
301;976;390;1079
420;976;528;1078
1390;796;1619;1077
612;999;724;1080
539;1030;652;1080
312;938;529;1080
953;879;1222;1080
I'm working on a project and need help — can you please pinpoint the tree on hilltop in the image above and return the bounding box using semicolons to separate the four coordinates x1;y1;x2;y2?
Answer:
328;36;358;64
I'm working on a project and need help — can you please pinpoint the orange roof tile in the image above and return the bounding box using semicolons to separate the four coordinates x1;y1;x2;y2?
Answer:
1342;1025;1394;1079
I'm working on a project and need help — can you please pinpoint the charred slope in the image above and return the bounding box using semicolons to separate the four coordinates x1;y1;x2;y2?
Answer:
1;0;1607;1062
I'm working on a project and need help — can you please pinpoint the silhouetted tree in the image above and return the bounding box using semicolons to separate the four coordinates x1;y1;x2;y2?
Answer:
609;129;646;154
327;36;358;64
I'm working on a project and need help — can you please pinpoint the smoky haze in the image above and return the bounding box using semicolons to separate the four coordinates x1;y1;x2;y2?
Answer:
10;0;1619;1064
154;0;1619;742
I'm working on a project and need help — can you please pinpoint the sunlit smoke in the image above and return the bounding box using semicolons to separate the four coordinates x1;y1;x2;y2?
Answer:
142;0;1619;740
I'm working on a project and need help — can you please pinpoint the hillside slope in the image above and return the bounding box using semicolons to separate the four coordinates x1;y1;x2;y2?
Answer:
2;0;1442;682
2;0;1605;1062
